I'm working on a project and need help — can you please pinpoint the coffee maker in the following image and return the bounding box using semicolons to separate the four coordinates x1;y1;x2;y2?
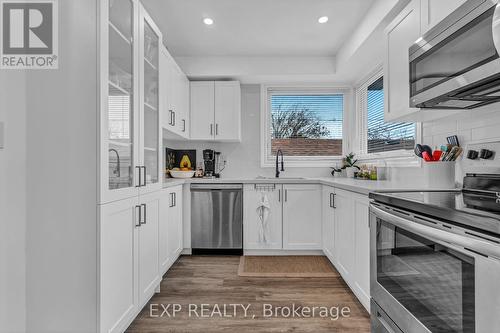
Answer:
203;149;216;178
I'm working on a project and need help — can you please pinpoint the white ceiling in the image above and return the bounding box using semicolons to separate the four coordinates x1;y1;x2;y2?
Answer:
141;0;376;57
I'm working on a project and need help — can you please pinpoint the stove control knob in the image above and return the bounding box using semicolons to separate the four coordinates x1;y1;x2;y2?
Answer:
479;149;494;160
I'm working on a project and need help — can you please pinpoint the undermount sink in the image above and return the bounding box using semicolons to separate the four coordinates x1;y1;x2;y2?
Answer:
255;176;305;180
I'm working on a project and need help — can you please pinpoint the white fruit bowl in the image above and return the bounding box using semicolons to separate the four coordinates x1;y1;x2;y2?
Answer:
169;170;195;179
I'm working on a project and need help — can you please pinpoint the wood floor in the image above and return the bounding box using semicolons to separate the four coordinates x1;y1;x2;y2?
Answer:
126;256;370;333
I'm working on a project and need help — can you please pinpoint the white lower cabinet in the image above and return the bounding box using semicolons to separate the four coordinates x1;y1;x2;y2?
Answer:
243;184;283;250
100;197;139;333
283;184;322;250
325;187;370;312
159;186;183;275
322;186;335;263
100;188;181;333
243;183;321;251
167;186;184;260
137;191;162;308
333;188;355;280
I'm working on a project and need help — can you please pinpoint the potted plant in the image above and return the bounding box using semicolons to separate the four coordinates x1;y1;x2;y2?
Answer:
343;153;360;178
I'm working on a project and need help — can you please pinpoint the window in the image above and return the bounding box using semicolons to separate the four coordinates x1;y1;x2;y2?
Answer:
357;74;415;156
262;87;347;166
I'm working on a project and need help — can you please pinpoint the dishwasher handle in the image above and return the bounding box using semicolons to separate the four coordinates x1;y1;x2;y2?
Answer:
190;183;243;190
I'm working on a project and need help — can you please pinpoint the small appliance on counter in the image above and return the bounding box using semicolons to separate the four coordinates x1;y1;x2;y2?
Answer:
369;173;500;333
202;149;226;178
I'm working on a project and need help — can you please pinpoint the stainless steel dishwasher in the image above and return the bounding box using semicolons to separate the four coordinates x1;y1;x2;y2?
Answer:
190;184;243;255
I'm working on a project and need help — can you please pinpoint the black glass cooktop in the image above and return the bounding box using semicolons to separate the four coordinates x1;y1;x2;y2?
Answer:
370;189;500;237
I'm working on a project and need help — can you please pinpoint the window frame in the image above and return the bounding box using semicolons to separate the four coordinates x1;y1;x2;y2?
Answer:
260;84;352;168
354;68;421;167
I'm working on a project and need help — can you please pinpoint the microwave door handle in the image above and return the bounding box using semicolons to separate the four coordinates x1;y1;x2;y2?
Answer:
370;205;500;259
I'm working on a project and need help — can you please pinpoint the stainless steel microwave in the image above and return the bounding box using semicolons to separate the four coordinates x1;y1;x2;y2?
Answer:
409;0;500;109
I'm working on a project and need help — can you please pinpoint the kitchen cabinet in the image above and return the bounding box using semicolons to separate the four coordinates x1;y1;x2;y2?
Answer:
190;81;241;142
101;0;162;204
384;0;421;122
167;185;184;260
243;184;283;250
325;187;370;312
159;186;183;275
321;186;335;263
421;0;467;33
352;193;370;311
333;188;355;280
137;190;161;308
160;47;190;138
99;197;139;333
282;184;322;250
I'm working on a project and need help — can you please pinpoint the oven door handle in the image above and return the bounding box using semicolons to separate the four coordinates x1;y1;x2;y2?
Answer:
371;205;500;260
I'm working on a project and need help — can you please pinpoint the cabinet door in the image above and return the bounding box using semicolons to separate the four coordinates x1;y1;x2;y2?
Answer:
353;194;370;311
243;184;283;250
160;47;175;132
159;189;170;275
322;186;335;262
421;0;467;33
384;0;421;121
139;6;162;194
190;81;215;140
214;81;241;141
167;186;183;260
101;0;140;204
334;189;355;280
99;196;139;333
137;191;161;307
283;184;322;250
179;73;190;138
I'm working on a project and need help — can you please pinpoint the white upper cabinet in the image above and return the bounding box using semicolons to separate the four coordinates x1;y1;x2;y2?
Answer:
214;81;241;141
190;81;215;140
101;0;163;203
282;184;322;250
190;81;241;142
243;184;283;250
421;0;467;33
139;5;162;195
384;0;422;122
161;47;190;139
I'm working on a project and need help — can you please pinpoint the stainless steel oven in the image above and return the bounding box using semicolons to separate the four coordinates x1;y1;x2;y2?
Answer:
409;0;500;109
369;203;500;333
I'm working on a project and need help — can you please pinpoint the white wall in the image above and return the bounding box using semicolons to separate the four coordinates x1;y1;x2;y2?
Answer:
0;72;27;333
24;0;99;332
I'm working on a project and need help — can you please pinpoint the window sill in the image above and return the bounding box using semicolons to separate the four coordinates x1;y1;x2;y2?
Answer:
356;151;421;168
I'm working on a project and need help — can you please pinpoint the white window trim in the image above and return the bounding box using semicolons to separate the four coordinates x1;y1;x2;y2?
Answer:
354;68;422;168
260;84;353;168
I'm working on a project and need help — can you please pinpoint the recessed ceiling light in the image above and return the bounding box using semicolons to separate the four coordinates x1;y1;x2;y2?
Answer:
203;18;214;25
318;16;329;24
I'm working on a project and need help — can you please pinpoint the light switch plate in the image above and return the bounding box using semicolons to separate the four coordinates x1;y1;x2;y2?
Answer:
0;122;4;149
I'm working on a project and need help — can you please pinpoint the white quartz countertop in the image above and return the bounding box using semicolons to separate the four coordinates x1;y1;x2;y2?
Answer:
163;176;428;195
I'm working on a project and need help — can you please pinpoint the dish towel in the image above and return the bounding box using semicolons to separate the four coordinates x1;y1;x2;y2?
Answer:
256;193;271;243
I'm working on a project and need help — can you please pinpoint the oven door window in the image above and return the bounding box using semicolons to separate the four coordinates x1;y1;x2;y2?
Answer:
376;220;475;333
410;7;498;97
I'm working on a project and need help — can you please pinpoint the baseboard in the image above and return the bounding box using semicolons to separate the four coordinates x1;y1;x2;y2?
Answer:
243;249;324;256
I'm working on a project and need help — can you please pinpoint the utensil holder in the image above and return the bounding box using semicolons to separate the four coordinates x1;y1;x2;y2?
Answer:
422;161;455;189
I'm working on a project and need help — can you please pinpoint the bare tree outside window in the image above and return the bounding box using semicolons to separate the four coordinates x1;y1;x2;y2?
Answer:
269;94;344;156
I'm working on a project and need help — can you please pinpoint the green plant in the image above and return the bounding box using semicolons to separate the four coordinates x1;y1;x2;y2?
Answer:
343;153;360;169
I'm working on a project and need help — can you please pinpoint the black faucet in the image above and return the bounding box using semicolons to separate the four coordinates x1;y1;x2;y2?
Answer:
275;149;284;178
108;148;121;178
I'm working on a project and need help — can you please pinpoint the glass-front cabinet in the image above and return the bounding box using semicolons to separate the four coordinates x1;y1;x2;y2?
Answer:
101;0;162;203
139;8;161;193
